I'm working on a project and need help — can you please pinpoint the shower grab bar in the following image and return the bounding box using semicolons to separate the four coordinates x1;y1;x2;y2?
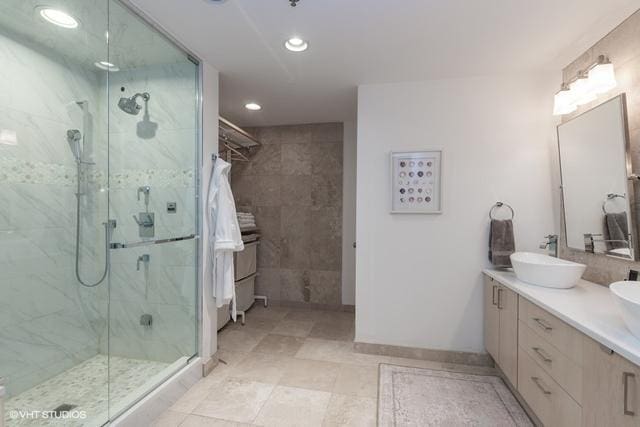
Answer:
110;234;198;249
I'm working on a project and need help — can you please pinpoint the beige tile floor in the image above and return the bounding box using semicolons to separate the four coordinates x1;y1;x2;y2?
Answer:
152;305;496;427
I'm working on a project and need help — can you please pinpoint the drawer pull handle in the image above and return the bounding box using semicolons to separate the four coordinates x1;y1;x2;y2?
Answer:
531;376;552;395
492;285;498;306
623;372;636;416
497;288;504;310
533;317;553;332
532;347;553;363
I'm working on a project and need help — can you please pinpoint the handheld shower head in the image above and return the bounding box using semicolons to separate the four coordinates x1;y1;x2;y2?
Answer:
66;129;82;162
118;92;150;115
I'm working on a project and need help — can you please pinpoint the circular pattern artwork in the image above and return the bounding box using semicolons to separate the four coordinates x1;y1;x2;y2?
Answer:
391;151;441;213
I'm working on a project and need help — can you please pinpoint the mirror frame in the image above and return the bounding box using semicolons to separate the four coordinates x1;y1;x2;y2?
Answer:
557;93;638;260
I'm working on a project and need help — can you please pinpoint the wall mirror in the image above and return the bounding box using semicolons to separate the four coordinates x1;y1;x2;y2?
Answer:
558;94;637;260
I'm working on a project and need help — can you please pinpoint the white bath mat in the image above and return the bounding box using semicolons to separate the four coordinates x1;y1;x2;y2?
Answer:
378;364;532;426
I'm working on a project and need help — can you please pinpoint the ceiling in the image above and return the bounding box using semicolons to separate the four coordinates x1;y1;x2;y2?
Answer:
0;0;187;73
129;0;640;127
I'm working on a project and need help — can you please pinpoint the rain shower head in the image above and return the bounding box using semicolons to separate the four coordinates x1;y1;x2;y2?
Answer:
118;92;150;115
66;129;82;162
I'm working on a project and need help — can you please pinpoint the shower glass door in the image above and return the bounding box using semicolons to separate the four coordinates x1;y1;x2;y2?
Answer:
105;0;199;419
0;0;110;425
1;0;199;425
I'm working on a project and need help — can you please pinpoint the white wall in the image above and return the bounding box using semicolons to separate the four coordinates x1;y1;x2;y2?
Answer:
200;62;219;365
342;120;357;305
355;74;558;353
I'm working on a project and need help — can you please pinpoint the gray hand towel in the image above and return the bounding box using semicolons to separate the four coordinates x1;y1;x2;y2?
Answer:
603;212;629;250
489;219;515;268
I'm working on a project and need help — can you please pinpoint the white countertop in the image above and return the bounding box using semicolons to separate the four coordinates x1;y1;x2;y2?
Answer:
483;269;640;366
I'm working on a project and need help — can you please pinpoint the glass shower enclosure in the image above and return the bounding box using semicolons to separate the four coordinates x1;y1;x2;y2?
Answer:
0;0;199;425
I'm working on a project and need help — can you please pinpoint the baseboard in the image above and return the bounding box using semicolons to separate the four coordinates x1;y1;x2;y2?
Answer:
202;356;218;377
268;300;355;312
354;341;493;367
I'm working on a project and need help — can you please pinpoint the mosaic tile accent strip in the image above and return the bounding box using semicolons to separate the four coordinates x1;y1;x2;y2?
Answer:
0;157;194;189
108;168;195;189
0;158;76;187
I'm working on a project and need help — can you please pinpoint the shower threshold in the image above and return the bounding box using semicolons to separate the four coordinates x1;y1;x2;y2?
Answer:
5;355;170;426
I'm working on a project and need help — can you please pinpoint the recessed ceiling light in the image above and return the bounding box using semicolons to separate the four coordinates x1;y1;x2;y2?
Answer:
245;102;262;111
285;37;308;52
37;7;79;29
94;61;119;72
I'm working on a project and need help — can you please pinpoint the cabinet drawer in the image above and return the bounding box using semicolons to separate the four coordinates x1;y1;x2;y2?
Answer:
234;241;258;280
582;336;640;427
519;321;582;404
519;297;583;364
235;274;256;312
518;349;581;427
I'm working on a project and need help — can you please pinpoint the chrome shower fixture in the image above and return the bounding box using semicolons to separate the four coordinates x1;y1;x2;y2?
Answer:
118;92;150;115
66;129;82;162
289;0;300;6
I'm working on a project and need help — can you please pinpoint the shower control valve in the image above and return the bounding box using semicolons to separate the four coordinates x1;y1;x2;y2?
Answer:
133;212;155;238
132;213;154;227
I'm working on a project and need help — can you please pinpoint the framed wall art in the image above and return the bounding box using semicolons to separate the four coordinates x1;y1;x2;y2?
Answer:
390;150;442;214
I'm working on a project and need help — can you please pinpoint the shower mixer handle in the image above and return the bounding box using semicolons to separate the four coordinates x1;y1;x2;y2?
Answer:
137;254;150;271
132;213;154;227
133;212;155;238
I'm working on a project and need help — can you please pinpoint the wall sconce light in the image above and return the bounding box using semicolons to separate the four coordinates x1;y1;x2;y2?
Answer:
553;55;617;116
553;84;576;116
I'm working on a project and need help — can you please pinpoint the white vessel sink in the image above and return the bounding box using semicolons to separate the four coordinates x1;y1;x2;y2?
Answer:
510;252;586;289
610;281;640;340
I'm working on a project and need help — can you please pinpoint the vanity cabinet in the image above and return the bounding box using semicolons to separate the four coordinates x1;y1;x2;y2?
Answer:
483;272;640;427
582;336;640;426
518;297;583;426
484;275;518;387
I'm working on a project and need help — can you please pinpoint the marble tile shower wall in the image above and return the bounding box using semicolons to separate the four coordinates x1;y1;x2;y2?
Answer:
232;123;344;306
0;31;107;397
98;63;198;363
559;10;640;285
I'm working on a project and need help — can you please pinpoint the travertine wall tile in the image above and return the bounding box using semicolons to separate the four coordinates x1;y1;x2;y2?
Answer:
311;142;344;175
281;175;312;206
281;144;312;175
256;268;282;300
232;123;344;304
312;174;343;208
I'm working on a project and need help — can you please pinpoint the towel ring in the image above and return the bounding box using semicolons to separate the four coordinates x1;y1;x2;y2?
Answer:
489;202;514;220
602;193;626;214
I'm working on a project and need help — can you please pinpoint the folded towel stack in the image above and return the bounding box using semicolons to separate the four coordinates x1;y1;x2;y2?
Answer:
237;212;257;230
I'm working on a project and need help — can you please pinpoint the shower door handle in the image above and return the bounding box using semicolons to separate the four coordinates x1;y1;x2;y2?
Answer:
110;234;198;249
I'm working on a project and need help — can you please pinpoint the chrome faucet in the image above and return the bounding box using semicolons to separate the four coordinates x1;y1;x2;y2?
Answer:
583;233;630;254
136;254;150;271
540;234;558;258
